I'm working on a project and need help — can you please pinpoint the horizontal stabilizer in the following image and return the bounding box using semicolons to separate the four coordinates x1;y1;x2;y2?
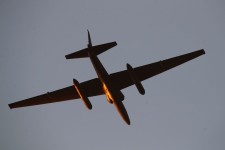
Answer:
65;41;117;59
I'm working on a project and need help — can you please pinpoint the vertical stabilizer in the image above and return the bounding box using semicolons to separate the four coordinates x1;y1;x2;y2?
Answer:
87;30;92;48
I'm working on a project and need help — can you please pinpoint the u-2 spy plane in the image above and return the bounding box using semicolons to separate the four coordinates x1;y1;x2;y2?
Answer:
8;30;205;125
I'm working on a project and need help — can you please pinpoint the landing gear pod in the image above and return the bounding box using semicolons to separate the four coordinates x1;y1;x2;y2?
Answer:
127;63;145;95
73;79;92;110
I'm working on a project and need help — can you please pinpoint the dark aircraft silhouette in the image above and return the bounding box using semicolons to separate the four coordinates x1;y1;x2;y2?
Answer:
8;30;205;125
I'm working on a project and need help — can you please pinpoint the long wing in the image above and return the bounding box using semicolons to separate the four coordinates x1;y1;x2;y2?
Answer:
8;49;205;109
8;78;104;109
110;49;205;90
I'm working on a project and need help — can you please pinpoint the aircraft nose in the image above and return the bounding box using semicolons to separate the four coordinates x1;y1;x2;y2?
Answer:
125;118;131;125
113;100;131;125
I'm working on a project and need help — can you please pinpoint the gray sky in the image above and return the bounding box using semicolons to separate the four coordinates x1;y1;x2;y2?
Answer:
1;0;225;150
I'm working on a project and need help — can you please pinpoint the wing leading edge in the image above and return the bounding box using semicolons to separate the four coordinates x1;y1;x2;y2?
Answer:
8;49;205;109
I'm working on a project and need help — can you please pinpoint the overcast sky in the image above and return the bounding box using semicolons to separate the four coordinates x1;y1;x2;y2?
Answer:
1;0;225;150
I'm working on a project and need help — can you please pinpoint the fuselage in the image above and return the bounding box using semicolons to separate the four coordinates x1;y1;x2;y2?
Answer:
87;44;130;125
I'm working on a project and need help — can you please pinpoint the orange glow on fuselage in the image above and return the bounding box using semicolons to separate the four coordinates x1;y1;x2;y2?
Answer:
103;83;113;104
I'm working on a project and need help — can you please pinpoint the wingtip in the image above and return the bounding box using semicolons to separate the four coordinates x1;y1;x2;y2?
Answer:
8;104;13;109
201;49;206;54
198;49;205;54
65;55;70;59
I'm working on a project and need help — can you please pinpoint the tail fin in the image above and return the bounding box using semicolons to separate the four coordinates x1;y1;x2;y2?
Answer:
87;30;92;48
65;31;117;59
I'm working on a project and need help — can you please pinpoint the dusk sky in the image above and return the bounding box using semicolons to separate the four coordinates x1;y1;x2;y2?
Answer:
1;0;225;150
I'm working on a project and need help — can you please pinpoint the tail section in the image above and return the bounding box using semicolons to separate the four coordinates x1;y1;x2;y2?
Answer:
87;30;92;48
65;30;117;59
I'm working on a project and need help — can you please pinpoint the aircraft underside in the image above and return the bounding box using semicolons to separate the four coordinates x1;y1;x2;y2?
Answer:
8;30;205;125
